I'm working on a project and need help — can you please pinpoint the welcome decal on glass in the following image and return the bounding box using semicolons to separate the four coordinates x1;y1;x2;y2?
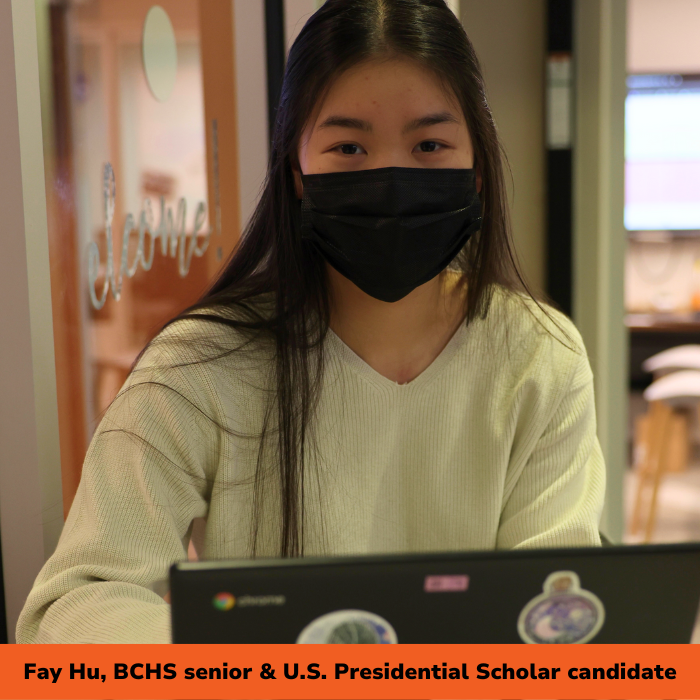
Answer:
87;163;212;310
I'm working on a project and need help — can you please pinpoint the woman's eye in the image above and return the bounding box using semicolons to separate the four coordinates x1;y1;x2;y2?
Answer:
418;141;440;153
337;144;364;155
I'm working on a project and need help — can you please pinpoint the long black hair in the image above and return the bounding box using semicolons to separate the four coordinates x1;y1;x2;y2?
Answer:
143;0;538;557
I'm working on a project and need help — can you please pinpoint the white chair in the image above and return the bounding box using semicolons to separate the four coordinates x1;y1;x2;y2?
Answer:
642;345;700;375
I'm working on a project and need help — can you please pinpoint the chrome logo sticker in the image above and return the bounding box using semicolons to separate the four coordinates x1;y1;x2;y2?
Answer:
297;610;398;644
212;592;235;611
517;571;605;644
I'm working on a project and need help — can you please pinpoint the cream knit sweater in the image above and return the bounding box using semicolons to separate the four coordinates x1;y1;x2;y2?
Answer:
17;286;605;643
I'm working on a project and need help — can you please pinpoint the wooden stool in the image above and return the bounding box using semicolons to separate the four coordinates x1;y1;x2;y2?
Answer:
630;401;690;541
629;370;700;542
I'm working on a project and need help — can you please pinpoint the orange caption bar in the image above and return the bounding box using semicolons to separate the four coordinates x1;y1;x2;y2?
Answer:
3;644;699;699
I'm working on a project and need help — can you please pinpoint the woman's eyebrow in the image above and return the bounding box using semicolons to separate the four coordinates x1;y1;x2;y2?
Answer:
402;111;459;133
316;111;459;133
317;116;373;132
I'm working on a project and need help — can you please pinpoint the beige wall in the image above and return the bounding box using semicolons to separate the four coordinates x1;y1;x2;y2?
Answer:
234;0;269;231
628;0;700;73
460;0;546;293
285;0;317;51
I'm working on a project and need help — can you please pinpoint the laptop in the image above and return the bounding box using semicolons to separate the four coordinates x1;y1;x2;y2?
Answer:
170;543;700;644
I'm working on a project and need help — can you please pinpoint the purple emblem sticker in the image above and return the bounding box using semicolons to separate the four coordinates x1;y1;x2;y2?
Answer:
517;570;605;644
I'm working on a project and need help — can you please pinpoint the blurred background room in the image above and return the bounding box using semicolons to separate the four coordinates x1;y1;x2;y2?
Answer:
624;0;700;545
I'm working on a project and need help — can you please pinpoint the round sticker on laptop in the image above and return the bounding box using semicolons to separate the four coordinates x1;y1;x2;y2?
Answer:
517;571;605;644
296;610;398;644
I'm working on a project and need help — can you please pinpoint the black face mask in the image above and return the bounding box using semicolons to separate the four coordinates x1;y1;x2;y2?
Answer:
298;167;482;302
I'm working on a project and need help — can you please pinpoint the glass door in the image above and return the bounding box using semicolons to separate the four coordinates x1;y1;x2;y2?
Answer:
40;0;243;515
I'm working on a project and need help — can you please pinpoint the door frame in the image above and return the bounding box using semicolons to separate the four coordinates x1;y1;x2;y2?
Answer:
572;0;628;542
0;0;63;642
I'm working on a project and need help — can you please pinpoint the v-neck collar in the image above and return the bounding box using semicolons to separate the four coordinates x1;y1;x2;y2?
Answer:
326;318;469;393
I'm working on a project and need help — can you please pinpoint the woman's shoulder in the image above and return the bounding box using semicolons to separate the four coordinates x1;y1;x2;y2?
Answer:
140;300;276;367
125;302;276;413
488;285;583;347
489;285;582;334
471;284;590;386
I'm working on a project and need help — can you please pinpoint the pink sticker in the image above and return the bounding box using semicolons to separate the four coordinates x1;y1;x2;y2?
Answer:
424;575;469;592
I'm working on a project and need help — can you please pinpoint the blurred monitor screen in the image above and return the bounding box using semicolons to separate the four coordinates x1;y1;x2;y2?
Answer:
625;74;700;232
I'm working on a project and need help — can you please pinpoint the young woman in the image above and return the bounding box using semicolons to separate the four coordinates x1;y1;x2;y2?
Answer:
18;0;604;644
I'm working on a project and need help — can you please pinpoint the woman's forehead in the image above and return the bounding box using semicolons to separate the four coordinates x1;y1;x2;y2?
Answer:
308;57;464;131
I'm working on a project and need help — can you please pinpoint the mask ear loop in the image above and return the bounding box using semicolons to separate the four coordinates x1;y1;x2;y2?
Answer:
295;191;315;240
291;196;303;236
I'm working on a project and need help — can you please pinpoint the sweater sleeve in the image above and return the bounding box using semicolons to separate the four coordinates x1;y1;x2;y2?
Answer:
15;336;220;643
496;342;606;550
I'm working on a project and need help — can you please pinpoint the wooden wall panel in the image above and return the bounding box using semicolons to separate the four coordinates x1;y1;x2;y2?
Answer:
199;0;242;274
46;6;88;518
